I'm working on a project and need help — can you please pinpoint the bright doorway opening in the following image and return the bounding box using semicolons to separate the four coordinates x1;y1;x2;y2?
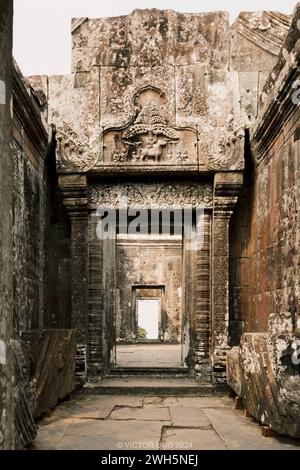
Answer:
137;299;159;340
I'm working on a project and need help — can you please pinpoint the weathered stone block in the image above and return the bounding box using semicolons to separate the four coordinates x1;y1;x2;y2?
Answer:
227;346;242;396
227;334;300;438
23;329;77;418
11;339;37;449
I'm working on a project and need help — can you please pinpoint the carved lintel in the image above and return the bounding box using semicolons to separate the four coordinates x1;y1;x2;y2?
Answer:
88;181;213;209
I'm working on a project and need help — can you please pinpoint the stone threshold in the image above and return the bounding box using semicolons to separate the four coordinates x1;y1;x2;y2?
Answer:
79;377;215;396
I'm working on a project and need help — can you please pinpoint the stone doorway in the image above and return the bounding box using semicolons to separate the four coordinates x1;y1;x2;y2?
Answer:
63;176;238;385
85;181;214;379
113;233;185;369
115;283;184;368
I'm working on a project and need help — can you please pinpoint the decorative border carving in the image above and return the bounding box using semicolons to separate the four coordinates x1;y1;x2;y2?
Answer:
88;181;213;209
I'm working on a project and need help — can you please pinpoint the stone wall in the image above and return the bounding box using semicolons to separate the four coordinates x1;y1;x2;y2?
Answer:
228;12;292;342
227;5;300;437
11;66;75;447
12;65;48;332
12;69;72;332
0;0;14;450
44;133;72;329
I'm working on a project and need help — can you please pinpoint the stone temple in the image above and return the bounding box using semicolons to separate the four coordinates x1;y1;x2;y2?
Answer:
0;1;300;449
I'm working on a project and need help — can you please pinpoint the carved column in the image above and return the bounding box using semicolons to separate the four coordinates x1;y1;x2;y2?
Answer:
58;174;88;385
212;172;243;385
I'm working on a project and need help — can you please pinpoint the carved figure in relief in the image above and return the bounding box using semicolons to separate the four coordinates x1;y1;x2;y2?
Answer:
122;101;179;162
102;86;197;165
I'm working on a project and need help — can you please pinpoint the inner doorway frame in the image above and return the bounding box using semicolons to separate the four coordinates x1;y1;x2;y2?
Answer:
132;284;164;343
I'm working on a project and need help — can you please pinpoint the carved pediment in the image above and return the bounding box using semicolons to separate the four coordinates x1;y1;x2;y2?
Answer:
101;86;198;167
55;86;244;174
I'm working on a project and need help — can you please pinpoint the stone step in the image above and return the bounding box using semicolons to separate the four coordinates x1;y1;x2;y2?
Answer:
80;377;214;396
108;366;189;377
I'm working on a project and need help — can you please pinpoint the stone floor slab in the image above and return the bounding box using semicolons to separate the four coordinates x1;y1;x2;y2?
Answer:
170;407;211;428
32;394;300;450
178;396;231;408
53;402;114;419
108;406;171;421
56;435;160;450
161;427;226;450
33;419;73;448
82;396;144;407
203;408;300;450
116;344;182;367
144;397;183;408
65;418;168;440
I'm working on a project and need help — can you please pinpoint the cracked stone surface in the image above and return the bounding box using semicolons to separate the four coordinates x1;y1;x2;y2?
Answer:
31;395;300;450
170;407;210;427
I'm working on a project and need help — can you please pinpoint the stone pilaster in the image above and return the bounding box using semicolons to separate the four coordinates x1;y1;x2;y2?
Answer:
193;213;211;382
58;174;88;385
87;212;104;377
212;172;243;384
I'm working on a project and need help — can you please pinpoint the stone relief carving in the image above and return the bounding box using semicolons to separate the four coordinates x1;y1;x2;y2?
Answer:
234;12;290;56
88;182;213;209
119;101;178;163
200;126;245;170
108;19;130;67
55;122;98;172
177;68;209;118
104;68;133;119
102;86;198;165
100;66;176;130
131;12;169;66
139;36;162;66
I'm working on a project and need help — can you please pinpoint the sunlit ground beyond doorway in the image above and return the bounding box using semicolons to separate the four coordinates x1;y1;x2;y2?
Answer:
116;344;182;367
